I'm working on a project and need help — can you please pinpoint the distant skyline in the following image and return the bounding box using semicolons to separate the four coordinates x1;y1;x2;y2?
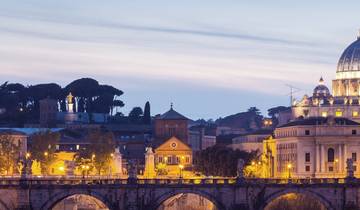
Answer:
0;1;359;119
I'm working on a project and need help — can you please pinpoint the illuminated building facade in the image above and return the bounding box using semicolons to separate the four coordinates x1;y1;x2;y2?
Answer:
269;117;360;178
292;33;360;122
154;136;192;176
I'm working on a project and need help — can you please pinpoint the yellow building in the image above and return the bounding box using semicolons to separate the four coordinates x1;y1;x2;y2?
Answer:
154;137;192;177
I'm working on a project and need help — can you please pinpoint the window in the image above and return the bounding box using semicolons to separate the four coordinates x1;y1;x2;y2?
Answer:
186;156;190;163
352;152;357;162
168;127;176;136
158;156;163;163
328;148;335;162
305;153;310;162
176;156;180;164
335;111;343;117
328;166;334;172
321;111;327;117
305;130;310;135
352;130;357;135
305;165;310;172
167;156;172;164
76;144;80;150
353;111;359;117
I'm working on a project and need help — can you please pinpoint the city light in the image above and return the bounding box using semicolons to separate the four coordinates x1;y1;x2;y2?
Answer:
59;166;65;171
26;153;31;159
44;152;48;156
287;164;292;169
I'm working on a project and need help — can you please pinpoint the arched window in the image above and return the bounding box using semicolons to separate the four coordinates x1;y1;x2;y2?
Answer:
328;148;335;162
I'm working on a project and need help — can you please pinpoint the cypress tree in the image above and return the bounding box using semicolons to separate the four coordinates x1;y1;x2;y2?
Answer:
143;101;151;124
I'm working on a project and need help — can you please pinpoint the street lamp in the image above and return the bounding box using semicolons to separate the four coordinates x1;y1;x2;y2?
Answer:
287;163;292;179
179;164;184;179
44;151;48;157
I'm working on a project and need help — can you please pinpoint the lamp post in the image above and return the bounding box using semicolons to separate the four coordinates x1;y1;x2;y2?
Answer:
179;164;184;179
287;163;292;179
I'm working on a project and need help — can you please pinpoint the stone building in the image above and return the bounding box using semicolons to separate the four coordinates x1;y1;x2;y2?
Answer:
154;105;189;144
292;33;360;122
230;129;273;153
266;117;360;178
39;98;58;127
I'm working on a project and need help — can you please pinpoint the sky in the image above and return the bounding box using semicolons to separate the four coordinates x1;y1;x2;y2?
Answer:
0;1;359;119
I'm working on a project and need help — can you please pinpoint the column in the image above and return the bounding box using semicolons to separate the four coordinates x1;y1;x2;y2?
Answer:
316;144;320;173
339;144;342;173
321;145;325;172
344;144;347;170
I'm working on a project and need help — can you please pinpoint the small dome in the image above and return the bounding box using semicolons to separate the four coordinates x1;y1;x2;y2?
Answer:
337;33;360;72
313;77;330;97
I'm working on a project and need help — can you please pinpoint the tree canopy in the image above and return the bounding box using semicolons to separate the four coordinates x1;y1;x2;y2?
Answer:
0;78;124;126
193;146;256;177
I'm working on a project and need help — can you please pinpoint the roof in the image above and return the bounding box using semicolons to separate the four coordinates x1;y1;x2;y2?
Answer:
0;128;63;136
0;129;27;136
278;117;360;128
155;136;192;152
337;35;360;72
158;107;188;120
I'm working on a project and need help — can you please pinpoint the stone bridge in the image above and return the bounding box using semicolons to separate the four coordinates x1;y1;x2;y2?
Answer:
0;177;359;210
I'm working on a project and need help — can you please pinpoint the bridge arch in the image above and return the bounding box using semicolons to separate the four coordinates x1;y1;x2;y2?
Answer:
40;190;113;210
150;189;226;210
261;188;334;210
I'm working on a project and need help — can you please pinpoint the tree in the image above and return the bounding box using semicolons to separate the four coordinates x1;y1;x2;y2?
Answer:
128;107;143;124
193;146;256;177
63;78;124;114
0;135;20;175
29;131;60;175
74;129;115;175
143;101;151;124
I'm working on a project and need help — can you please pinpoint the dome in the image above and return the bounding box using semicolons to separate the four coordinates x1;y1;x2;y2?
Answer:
313;77;330;97
337;34;360;72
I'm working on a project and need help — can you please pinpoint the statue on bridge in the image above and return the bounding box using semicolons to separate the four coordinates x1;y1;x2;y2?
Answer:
346;158;355;179
237;159;245;179
144;147;156;179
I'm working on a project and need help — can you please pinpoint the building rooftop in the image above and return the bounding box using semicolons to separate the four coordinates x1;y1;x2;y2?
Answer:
158;106;188;120
278;117;360;128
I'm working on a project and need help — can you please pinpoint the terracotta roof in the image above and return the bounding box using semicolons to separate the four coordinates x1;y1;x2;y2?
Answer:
158;108;188;120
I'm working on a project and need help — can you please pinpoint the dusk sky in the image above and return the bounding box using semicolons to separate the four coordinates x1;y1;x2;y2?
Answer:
1;1;359;119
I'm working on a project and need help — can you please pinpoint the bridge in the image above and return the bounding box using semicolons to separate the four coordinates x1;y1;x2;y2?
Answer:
0;177;359;210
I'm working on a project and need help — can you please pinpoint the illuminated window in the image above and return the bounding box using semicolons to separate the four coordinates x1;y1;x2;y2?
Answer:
76;145;80;150
321;111;327;117
353;111;359;117
335;111;343;117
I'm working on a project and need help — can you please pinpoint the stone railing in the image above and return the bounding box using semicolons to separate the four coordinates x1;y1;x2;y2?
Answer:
0;177;353;186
